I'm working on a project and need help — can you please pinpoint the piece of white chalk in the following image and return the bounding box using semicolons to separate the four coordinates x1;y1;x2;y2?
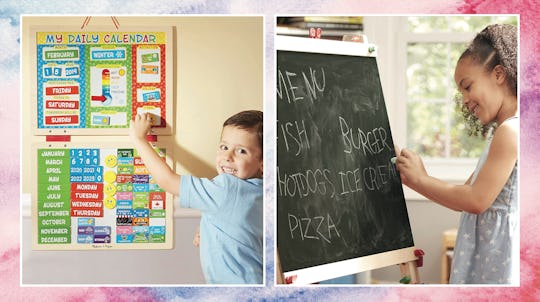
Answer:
391;157;397;164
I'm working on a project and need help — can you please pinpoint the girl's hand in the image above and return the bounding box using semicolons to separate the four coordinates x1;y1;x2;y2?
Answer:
129;113;153;141
395;148;428;189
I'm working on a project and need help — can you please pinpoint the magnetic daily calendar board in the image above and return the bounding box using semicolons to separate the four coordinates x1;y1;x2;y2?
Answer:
32;142;173;250
276;36;416;284
32;28;173;135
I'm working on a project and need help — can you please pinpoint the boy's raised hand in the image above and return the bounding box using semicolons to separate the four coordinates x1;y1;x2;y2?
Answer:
129;112;180;195
130;113;153;140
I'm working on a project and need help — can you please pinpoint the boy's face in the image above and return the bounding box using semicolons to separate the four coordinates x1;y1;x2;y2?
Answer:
215;125;263;179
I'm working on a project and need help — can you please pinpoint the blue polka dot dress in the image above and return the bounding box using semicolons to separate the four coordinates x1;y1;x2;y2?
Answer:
449;117;518;284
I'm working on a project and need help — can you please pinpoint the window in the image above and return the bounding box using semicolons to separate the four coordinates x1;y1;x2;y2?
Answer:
405;16;518;159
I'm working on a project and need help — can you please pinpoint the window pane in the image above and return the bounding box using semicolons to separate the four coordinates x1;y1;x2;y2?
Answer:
447;16;493;32
407;42;453;158
407;101;448;157
407;43;448;100
408;16;517;33
408;16;447;33
493;16;518;26
448;43;485;157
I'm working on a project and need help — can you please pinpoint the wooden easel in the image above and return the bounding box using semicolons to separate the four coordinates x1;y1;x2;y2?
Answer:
275;33;423;285
276;248;424;285
399;261;420;284
276;249;285;284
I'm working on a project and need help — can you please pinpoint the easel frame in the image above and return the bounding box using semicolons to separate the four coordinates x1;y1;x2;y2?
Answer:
276;246;420;285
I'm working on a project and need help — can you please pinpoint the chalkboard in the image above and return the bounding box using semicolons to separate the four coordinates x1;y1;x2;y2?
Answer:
276;36;414;283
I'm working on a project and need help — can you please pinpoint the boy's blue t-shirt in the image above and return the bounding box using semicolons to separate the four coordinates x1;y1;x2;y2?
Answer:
179;173;263;284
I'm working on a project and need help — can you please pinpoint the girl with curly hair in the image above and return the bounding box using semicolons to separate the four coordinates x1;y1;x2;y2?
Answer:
396;24;518;284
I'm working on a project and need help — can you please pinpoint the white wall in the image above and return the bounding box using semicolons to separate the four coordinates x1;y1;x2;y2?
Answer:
370;200;461;283
21;16;262;285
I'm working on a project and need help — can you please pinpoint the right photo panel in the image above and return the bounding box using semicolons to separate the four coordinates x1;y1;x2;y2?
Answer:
275;15;519;286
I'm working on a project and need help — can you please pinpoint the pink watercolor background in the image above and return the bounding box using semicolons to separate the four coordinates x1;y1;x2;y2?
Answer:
2;0;539;300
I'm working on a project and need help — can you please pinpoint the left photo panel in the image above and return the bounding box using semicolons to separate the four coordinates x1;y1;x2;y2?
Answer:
21;15;264;285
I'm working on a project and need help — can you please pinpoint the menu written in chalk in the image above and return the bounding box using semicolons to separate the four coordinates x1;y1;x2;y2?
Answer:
277;49;414;273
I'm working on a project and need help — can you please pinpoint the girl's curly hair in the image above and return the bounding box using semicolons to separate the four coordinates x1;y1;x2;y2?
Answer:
455;24;517;137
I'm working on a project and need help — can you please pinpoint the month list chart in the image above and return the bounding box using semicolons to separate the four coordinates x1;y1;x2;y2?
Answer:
36;146;171;249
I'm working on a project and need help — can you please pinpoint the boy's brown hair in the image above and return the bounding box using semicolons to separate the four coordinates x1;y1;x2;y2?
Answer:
223;110;263;152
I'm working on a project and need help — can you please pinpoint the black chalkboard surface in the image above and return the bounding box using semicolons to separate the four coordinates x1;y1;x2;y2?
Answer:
276;37;414;282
